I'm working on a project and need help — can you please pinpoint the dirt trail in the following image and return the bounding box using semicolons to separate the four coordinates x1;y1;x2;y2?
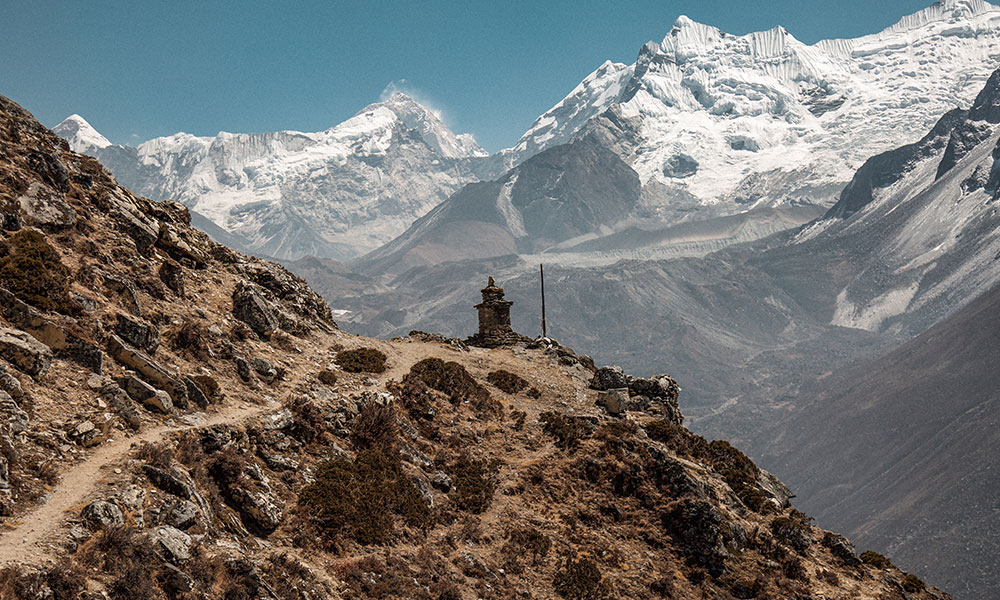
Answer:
0;402;268;566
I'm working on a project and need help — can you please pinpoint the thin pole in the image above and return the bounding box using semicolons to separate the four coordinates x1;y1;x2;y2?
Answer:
540;264;547;338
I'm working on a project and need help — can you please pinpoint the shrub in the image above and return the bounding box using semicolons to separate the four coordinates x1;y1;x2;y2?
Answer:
409;358;489;405
553;557;610;599
540;412;593;450
0;562;86;600
350;401;398;451
770;514;812;553
0;229;72;312
902;573;925;593
504;527;551;566
449;454;497;514
487;369;530;394
317;369;338;386
336;347;387;374
859;550;893;569
298;449;431;545
644;420;710;460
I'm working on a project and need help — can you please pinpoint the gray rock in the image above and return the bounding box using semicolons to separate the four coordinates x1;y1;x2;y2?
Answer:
150;525;192;562
234;357;252;381
161;563;195;594
17;182;76;229
596;388;629;417
117;485;147;513
0;327;52;377
99;380;142;430
400;443;433;468
413;474;434;507
0;365;24;401
629;374;680;402
107;334;187;405
822;532;860;566
259;452;299;472
143;465;195;499
183;376;209;408
120;374;173;414
756;468;795;510
115;314;160;354
158;259;185;297
232;281;278;338
26;150;70;193
431;471;452;493
82;500;124;529
164;499;200;530
0;391;29;434
98;270;142;315
250;357;277;383
590;365;628;391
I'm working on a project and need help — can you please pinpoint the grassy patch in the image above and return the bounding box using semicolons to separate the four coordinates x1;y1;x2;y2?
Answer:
336;347;387;374
487;369;529;394
0;229;72;312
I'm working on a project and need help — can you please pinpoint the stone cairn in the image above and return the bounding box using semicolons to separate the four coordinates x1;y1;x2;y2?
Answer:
467;277;531;348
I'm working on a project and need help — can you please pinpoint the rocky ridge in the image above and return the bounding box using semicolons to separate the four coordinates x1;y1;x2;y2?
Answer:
0;95;951;599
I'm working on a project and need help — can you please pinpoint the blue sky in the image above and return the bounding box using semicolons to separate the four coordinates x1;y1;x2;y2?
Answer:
1;0;935;152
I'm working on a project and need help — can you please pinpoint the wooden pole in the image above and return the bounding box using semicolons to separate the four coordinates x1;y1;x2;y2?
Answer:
540;264;547;338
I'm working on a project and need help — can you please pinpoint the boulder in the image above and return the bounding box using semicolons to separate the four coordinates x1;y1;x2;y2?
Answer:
157;223;208;267
0;391;29;434
158;258;185;297
107;335;187;405
413;474;434;507
164;499;200;530
0;327;52;376
143;465;196;500
113;206;158;254
120;374;173;414
26;150;70;193
629;374;680;402
249;357;277;383
232;281;278;338
590;366;628;391
150;525;192;562
114;314;160;354
81;500;124;530
98;270;141;315
17;182;76;229
756;469;795;510
99;380;142;430
597;388;629;417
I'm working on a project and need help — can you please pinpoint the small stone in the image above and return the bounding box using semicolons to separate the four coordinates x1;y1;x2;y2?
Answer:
431;471;452;493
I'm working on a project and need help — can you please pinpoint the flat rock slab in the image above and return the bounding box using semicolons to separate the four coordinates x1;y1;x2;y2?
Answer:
0;327;52;376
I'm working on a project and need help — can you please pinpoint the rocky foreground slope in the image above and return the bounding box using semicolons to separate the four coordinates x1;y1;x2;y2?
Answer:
0;95;949;599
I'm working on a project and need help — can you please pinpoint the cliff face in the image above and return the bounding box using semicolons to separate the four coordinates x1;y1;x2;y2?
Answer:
0;94;949;600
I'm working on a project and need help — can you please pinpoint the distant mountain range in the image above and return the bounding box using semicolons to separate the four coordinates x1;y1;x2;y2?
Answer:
55;94;490;260
59;0;1000;263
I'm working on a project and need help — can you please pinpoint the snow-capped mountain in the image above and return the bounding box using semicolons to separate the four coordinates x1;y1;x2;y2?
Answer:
504;0;1000;223
57;94;489;260
52;114;111;154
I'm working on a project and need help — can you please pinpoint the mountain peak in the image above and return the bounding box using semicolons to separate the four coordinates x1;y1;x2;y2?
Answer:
354;91;487;159
53;114;111;152
874;0;1000;37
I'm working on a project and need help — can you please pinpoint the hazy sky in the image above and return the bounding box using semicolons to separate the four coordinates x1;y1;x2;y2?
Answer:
2;0;936;151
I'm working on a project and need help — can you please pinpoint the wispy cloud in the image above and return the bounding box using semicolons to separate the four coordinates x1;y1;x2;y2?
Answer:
379;79;450;125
